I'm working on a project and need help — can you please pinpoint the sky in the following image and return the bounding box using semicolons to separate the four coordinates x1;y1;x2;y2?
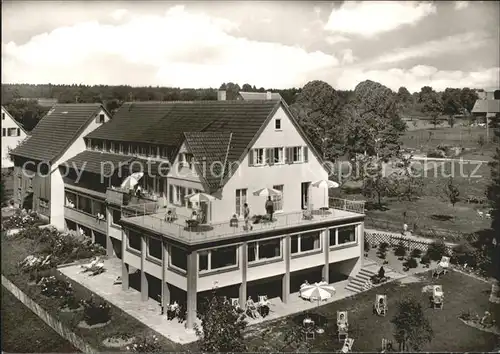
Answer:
1;1;499;92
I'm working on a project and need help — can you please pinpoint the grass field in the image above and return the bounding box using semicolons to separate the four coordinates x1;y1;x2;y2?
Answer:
1;288;79;353
244;271;500;352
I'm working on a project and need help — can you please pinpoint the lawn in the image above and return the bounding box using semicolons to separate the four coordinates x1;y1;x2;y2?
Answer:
1;233;183;352
244;271;500;352
1;287;79;353
338;158;493;240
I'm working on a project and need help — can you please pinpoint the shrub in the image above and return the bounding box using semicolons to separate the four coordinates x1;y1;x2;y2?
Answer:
420;254;431;265
427;149;446;158
39;276;73;299
451;242;476;266
2;209;41;231
377;249;387;259
403;257;418;269
379;242;389;251
426;240;447;261
410;249;422;258
19;254;55;274
81;297;111;325
126;335;162;352
394;242;407;257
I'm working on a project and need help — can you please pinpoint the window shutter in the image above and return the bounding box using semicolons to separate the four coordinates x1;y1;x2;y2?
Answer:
285;147;290;164
267;148;273;165
2;128;5;136
248;149;254;166
304;146;309;163
169;184;174;203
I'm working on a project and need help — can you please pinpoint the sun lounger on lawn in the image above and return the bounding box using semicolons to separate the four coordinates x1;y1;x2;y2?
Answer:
374;294;387;316
341;338;354;353
431;285;444;309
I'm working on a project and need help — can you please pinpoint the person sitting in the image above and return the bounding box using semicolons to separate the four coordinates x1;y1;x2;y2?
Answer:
136;185;142;197
300;280;310;289
246;297;258;318
165;210;173;222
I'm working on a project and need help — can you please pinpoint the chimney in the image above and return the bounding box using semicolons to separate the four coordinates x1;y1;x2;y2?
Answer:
217;90;227;101
266;91;272;100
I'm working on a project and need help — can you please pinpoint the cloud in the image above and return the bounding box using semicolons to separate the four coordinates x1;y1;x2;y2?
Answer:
333;65;500;92
2;5;338;88
110;8;128;21
325;35;350;45
454;1;469;10
372;32;490;65
325;1;436;37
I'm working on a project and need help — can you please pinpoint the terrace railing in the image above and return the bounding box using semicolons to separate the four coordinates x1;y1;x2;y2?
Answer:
329;197;365;214
120;198;365;243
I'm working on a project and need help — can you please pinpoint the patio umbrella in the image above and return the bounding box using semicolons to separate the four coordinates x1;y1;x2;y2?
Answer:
311;179;340;208
300;282;336;332
253;187;282;197
186;192;216;203
120;172;144;190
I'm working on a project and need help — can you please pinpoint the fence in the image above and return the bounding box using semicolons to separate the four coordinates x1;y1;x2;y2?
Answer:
364;229;456;253
1;275;98;353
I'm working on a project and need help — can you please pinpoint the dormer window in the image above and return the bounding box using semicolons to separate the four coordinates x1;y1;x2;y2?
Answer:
98;113;105;123
275;118;281;130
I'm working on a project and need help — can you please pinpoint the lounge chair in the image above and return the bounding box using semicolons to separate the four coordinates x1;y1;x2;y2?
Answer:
337;311;349;341
81;257;100;272
431;285;444;309
374;294;387;316
231;298;241;310
88;262;105;276
438;256;450;270
341;338;354;353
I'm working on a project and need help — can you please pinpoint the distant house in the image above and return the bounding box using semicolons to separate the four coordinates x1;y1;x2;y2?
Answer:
1;106;28;169
472;99;500;118
217;90;282;101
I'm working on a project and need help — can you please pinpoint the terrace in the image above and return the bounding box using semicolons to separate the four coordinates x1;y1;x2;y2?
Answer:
119;197;365;245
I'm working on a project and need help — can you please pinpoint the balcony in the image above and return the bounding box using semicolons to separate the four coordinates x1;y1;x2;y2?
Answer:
64;206;107;234
120;197;365;245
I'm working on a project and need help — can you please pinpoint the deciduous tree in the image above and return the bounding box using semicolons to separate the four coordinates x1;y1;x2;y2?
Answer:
391;298;433;351
445;176;460;207
418;86;444;129
195;290;247;352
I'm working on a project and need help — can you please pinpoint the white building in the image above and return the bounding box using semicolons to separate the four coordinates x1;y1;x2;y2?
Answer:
1;106;28;169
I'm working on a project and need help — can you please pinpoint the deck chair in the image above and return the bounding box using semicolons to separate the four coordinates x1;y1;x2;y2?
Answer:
438;256;450;271
81;257;100;272
433;266;445;278
381;338;394;352
341;338;354;353
337;311;349;341
374;295;387;316
432;285;444;309
230;298;241;310
89;262;105;276
305;329;315;340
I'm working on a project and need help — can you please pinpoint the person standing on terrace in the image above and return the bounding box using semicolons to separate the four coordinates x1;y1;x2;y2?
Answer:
265;196;274;221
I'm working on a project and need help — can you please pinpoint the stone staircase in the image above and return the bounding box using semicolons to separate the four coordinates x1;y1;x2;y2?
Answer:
345;259;401;294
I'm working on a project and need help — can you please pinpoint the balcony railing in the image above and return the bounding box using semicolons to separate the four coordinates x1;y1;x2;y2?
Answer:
120;197;365;243
106;187;160;206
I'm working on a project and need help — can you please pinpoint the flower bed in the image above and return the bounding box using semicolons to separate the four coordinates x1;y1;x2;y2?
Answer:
1;209;46;231
81;296;112;326
126;335;162;352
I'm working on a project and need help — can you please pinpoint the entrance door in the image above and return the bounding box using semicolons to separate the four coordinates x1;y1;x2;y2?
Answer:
301;182;311;210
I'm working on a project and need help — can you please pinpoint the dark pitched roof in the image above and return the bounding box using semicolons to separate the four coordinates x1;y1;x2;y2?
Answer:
472;99;500;114
184;132;232;190
86;100;280;161
63;150;136;175
10;103;105;163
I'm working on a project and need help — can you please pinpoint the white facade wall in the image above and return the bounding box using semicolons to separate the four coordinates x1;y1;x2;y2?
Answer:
210;106;328;223
1;107;28;168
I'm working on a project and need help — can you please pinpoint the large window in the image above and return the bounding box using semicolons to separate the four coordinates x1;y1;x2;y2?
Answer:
128;231;142;251
77;195;91;214
338;225;356;244
291;231;321;254
199;245;238;272
248;238;281;263
148;237;162;259
292;146;303;163
65;191;77;207
329;225;357;246
7;128;17;136
170;245;187;271
92;200;106;216
272;184;284;211
273;147;284;164
235;188;247;216
253;148;265;166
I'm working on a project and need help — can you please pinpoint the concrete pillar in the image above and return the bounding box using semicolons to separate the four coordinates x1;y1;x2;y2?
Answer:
239;242;248;309
322;229;329;283
282;235;290;303
140;235;148;301
186;251;198;330
162;241;170;306
106;207;114;257
121;229;129;290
